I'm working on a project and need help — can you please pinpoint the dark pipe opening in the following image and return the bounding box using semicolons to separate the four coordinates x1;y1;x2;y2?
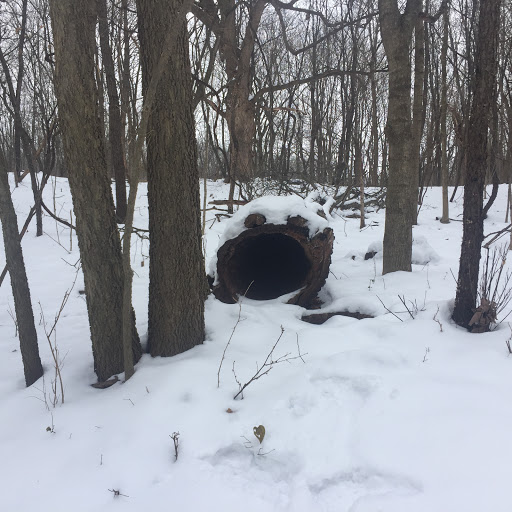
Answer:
230;233;311;300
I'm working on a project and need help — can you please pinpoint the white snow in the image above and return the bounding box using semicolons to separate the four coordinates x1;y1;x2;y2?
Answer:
1;178;512;511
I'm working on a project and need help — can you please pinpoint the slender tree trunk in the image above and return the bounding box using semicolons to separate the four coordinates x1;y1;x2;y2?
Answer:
440;3;450;224
137;0;207;357
370;44;379;186
482;96;500;218
97;0;128;223
13;0;29;186
0;150;43;386
355;130;366;229
411;12;425;226
49;0;141;381
452;0;501;328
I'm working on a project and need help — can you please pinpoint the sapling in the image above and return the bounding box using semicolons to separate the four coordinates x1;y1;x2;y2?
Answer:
217;281;253;388
469;245;512;332
38;269;79;406
433;306;443;332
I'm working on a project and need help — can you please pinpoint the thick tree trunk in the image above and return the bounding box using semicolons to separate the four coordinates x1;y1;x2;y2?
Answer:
227;87;256;183
380;0;422;274
137;0;207;357
0;150;43;386
49;0;141;381
452;0;501;328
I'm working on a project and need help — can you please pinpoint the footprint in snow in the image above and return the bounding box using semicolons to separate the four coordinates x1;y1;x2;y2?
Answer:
203;443;302;483
309;374;380;405
309;467;421;511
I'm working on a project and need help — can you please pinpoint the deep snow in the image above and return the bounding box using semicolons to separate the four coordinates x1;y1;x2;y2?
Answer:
1;177;512;511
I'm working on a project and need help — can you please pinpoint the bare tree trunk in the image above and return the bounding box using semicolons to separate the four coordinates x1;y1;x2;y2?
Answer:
380;0;422;274
49;0;141;381
452;0;501;328
356;139;366;229
482;96;500;218
137;0;207;357
440;3;450;224
411;12;425;225
97;0;128;223
369;38;379;187
0;150;43;386
14;0;29;186
227;89;257;183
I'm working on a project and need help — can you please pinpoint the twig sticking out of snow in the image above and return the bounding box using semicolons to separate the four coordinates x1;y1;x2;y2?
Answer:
108;489;129;498
505;324;512;355
38;267;79;406
376;296;403;322
217;281;253;388
232;326;306;400
433;306;443;332
170;432;180;462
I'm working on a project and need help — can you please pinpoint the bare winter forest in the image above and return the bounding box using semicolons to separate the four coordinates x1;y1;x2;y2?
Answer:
3;2;512;510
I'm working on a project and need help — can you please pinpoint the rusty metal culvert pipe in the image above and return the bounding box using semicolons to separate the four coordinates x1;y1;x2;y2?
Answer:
208;197;334;308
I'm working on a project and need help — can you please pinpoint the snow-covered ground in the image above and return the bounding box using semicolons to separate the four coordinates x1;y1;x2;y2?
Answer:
2;177;512;511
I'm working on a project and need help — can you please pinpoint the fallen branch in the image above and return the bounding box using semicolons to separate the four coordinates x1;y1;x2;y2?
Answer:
376;295;403;322
209;199;248;206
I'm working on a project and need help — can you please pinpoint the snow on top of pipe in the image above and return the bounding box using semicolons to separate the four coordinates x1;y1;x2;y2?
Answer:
222;195;329;240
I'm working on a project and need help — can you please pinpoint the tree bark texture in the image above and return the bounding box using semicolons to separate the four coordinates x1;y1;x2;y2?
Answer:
380;0;422;274
211;213;334;308
49;0;141;381
452;0;501;328
0;150;43;386
97;0;128;223
137;0;207;357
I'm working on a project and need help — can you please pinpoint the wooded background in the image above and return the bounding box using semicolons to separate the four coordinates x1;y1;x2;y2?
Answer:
0;0;505;384
1;0;509;192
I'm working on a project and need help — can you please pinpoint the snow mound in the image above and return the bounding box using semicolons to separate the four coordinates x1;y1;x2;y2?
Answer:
412;235;440;265
361;238;439;265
